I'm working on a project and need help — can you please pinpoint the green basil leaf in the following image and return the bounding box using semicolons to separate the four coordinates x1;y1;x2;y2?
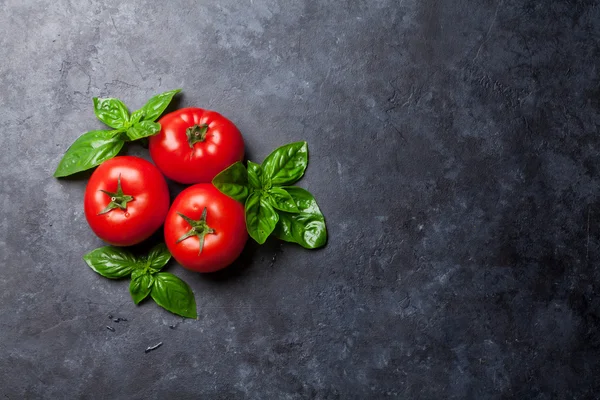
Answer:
93;97;130;129
126;121;161;141
54;130;124;177
275;212;327;249
266;187;300;213
261;141;308;186
283;186;324;214
146;243;171;271
129;270;154;304
150;272;197;319
83;246;137;279
273;187;327;249
130;108;144;125
212;161;250;203
245;192;279;244
247;161;264;189
134;89;181;122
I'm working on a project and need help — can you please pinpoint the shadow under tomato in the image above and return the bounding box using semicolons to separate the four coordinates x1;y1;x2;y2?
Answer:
197;239;262;283
127;228;167;256
131;228;266;283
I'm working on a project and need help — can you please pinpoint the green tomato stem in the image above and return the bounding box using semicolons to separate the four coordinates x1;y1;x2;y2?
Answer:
176;208;215;254
186;124;209;148
98;174;134;215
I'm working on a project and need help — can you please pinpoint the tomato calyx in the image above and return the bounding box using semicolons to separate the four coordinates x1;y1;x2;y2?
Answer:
98;174;134;215
176;207;215;254
186;124;209;148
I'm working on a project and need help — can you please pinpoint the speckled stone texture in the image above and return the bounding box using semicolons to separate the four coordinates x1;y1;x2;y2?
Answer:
1;0;599;398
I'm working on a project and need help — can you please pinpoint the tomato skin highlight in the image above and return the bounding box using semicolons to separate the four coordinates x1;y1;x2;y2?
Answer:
164;184;247;273
84;156;170;246
149;107;245;184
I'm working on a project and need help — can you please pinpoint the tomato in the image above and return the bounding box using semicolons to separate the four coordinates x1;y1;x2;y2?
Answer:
84;156;169;246
164;183;247;272
148;107;245;184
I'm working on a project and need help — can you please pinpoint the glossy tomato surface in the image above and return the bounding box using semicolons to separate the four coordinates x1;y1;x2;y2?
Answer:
165;184;247;273
149;107;244;184
84;156;169;246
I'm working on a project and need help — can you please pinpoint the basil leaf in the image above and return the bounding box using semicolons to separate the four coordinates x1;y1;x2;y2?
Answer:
245;192;279;244
93;97;130;129
275;212;327;249
54;130;124;177
247;161;264;189
273;187;327;249
83;246;137;279
150;272;197;319
134;89;181;122
267;187;300;213
146;243;171;271
126;121;161;141
129;270;154;304
261;141;308;186
130;108;144;125
212;161;250;203
283;186;324;214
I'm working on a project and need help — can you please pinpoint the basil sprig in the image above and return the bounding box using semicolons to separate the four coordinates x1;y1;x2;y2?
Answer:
213;142;327;248
83;243;197;319
54;89;181;178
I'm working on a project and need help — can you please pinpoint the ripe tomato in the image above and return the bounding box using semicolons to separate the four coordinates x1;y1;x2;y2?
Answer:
164;183;247;273
148;107;244;184
84;156;169;246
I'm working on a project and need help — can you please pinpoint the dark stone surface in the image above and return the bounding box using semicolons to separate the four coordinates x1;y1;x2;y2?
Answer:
1;0;599;398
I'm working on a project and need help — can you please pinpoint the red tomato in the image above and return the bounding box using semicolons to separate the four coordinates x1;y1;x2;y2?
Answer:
84;156;169;246
148;107;244;184
164;184;247;273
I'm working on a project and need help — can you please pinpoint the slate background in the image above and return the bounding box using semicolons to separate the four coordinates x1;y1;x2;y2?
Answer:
1;0;599;398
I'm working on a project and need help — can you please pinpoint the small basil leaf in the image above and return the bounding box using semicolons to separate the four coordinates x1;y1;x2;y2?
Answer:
247;161;264;189
83;246;137;279
267;187;300;213
54;130;124;177
129;270;154;304
273;187;327;249
212;161;250;203
93;97;130;129
126;121;161;141
245;192;279;244
146;243;171;271
150;272;197;319
261;141;308;186
135;89;181;122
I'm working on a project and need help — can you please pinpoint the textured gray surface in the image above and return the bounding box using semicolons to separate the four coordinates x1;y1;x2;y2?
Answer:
1;0;600;398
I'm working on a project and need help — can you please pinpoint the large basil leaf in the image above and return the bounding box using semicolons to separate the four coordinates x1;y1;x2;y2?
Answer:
247;161;264;189
126;121;161;140
93;97;130;129
212;161;250;203
261;141;308;186
245;192;279;244
150;272;197;319
129;270;154;304
266;187;299;213
283;186;323;214
146;243;171;271
132;89;181;122
83;246;137;279
54;130;124;177
273;187;327;249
